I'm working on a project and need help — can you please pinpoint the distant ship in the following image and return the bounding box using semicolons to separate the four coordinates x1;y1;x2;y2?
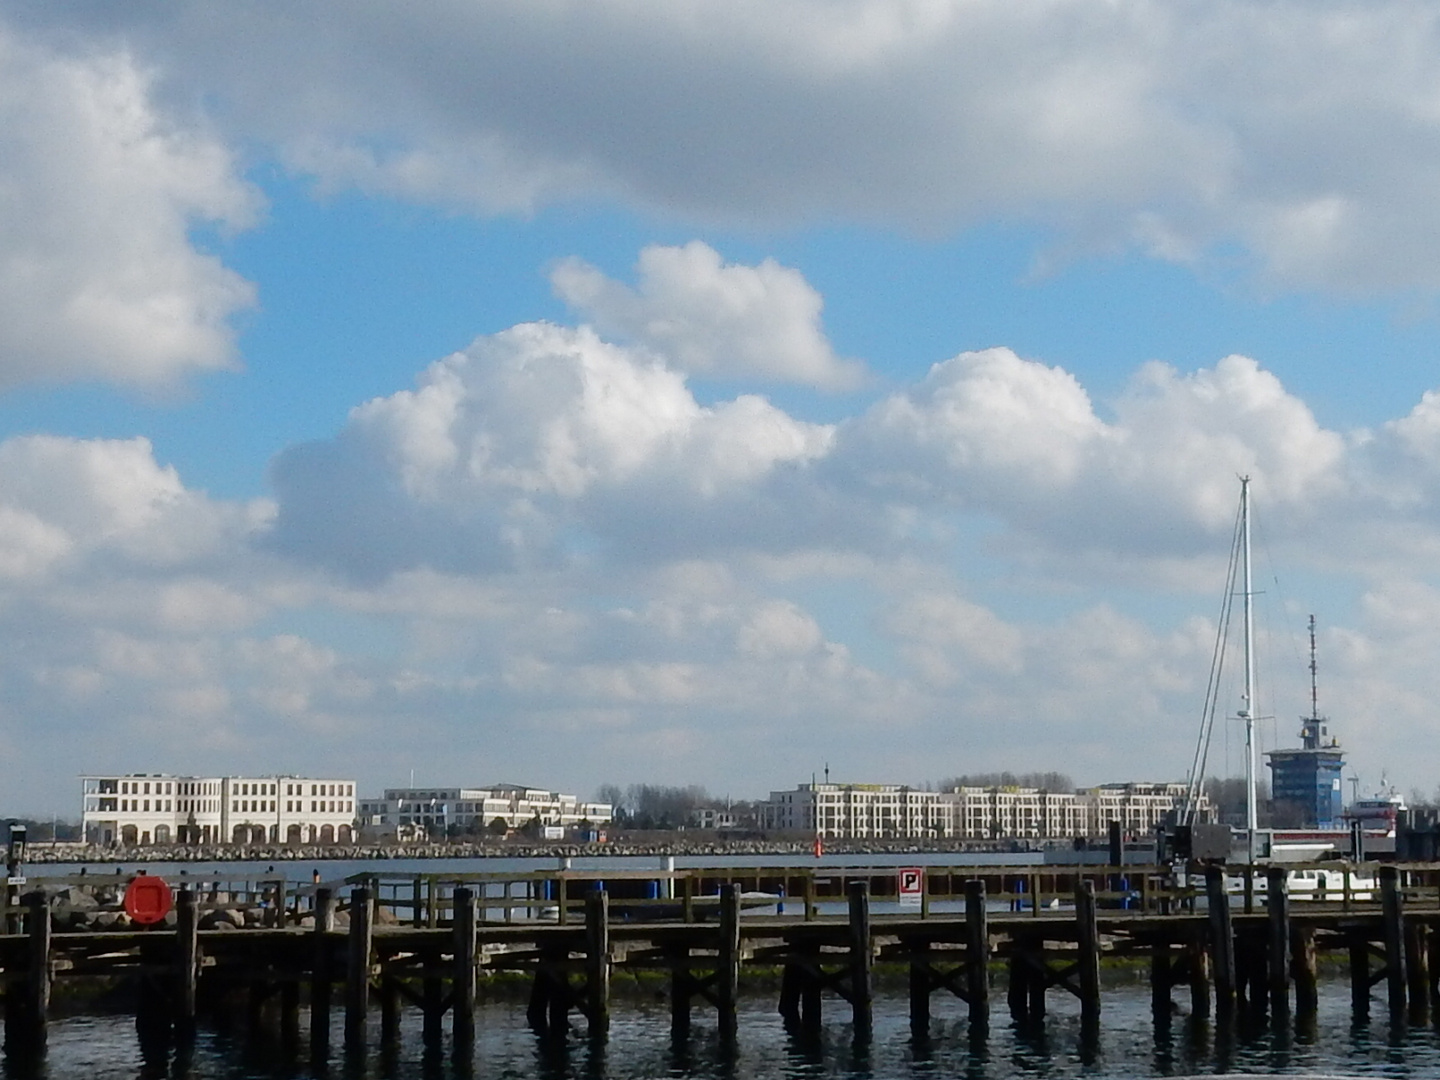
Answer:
1345;780;1407;840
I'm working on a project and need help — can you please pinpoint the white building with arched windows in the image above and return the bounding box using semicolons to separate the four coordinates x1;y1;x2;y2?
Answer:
81;773;358;847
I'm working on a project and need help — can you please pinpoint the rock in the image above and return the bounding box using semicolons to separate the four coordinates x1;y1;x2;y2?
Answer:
198;908;243;930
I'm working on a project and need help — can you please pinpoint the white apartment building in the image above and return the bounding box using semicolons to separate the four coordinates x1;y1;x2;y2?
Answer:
81;774;358;847
761;780;1211;840
761;784;952;839
1081;782;1203;835
358;783;612;835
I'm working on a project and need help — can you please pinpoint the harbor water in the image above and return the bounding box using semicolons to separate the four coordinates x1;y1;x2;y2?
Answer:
10;981;1440;1079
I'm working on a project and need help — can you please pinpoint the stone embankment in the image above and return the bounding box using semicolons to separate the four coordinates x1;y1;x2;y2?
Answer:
25;836;1034;864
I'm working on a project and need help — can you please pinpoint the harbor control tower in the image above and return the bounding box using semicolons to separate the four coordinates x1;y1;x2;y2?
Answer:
1266;615;1346;828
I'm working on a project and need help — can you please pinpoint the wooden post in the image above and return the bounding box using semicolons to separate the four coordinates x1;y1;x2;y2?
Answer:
585;889;611;1036
1406;920;1430;1022
1076;880;1100;1021
718;883;740;1038
1151;940;1171;1017
965;879;989;1024
1007;950;1029;1020
311;887;335;1050
848;879;873;1034
1266;866;1289;1012
1350;937;1371;1017
1242;865;1254;914
454;887;477;1044
803;873;815;922
1381;865;1406;1015
6;894;51;1052
345;886;373;1052
683;873;694;924
423;966;443;1045
1206;866;1235;1015
1189;939;1212;1018
673;947;694;1031
381;975;401;1045
412;877;423;928
909;938;930;1030
1428;920;1440;1013
175;888;198;1036
799;940;822;1029
1292;924;1318;1015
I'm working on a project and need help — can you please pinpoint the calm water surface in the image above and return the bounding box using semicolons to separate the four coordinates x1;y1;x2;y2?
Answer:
9;983;1440;1080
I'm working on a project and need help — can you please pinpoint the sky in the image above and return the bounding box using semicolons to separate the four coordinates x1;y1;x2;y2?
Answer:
4;2;1440;816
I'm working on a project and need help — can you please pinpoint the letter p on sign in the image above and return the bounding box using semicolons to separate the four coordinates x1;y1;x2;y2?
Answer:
898;867;923;909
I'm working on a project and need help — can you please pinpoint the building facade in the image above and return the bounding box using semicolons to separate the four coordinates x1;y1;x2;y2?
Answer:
358;784;612;836
760;784;951;839
760;780;1210;840
81;774;358;847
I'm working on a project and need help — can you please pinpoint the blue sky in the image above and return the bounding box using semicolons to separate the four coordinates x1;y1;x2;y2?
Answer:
4;2;1440;815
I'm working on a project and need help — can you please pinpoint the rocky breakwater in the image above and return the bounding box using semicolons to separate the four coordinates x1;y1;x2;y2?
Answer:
28;835;1027;864
10;880;407;933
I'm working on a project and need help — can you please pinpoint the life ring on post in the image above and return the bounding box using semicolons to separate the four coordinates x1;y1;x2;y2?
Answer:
124;874;174;925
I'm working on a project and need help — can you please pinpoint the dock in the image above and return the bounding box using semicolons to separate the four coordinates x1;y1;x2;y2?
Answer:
3;860;1439;1065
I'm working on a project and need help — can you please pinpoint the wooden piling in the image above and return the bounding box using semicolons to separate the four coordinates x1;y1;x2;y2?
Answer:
423;969;443;1045
848;879;873;1034
1007;951;1029;1020
1292;924;1318;1015
717;883;740;1038
1381;865;1406;1015
586;889;611;1036
965;879;989;1024
1188;939;1212;1018
380;975;401;1045
1349;937;1370;1017
175;888;198;1035
1406;919;1429;1022
1205;866;1235;1014
1076;880;1100;1021
1428;920;1440;1012
311;887;335;1049
5;893;51;1053
1266;866;1290;1012
345;886;372;1052
909;938;930;1030
674;947;696;1031
1150;940;1171;1017
453;887;477;1044
280;981;299;1046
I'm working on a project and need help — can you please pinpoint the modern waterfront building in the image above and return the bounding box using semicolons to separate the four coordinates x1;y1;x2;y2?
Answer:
759;784;951;839
357;783;612;836
81;774;358;847
760;780;1210;840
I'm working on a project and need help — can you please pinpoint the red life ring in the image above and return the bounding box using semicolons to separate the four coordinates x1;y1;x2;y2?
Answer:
124;875;174;925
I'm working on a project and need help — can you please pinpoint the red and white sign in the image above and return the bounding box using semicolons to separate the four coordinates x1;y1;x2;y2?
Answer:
898;866;924;909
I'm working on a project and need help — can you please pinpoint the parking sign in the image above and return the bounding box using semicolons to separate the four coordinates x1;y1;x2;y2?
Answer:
898;866;924;909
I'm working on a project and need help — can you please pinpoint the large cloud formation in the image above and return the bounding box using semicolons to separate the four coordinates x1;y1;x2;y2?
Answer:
8;314;1440;809
13;1;1440;292
0;25;257;389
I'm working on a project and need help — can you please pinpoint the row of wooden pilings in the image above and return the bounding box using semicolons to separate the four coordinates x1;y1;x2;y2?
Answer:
4;865;1436;1063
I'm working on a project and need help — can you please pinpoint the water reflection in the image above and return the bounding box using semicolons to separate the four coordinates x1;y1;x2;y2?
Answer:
10;984;1440;1079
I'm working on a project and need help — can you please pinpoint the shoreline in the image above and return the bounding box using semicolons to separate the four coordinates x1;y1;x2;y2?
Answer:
24;837;1038;864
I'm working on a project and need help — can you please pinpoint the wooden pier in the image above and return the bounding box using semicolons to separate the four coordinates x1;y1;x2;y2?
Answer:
4;861;1440;1063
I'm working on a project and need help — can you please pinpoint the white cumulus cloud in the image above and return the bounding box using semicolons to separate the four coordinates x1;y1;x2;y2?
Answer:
0;25;259;388
552;242;865;390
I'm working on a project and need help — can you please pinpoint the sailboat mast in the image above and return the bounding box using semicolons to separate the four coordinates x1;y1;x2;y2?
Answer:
1241;476;1258;862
